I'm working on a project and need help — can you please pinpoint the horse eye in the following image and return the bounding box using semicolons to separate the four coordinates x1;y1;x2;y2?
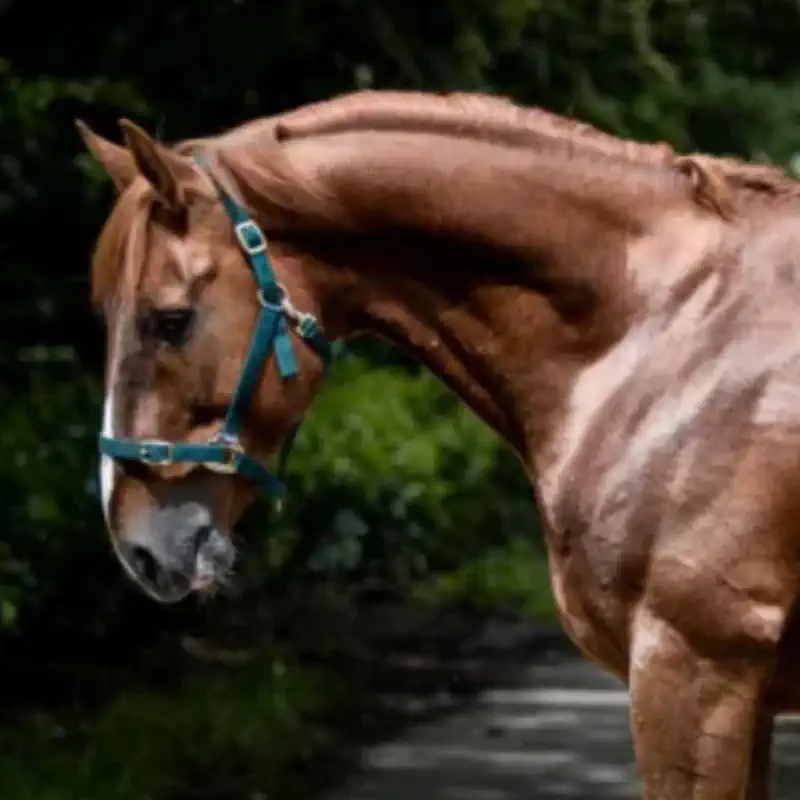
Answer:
149;306;195;347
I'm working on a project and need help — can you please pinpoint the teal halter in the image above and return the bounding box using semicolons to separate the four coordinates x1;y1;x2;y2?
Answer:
98;151;334;505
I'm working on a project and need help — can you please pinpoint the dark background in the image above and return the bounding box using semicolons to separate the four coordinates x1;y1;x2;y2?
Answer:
1;1;799;797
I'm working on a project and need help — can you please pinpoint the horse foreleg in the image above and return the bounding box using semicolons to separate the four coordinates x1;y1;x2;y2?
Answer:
629;607;775;800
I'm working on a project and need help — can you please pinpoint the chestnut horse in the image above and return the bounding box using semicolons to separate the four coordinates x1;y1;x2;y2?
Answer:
78;89;800;799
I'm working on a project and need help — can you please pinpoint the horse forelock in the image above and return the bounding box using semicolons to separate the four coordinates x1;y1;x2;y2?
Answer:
91;179;153;313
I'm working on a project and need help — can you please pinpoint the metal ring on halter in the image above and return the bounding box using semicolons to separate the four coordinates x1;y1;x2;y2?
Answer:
203;437;245;475
256;281;318;338
273;281;317;329
257;283;286;311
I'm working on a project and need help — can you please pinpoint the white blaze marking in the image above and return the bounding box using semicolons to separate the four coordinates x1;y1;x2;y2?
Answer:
100;317;125;527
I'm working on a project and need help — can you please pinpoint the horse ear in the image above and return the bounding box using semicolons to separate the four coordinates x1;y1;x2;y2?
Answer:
75;120;137;193
118;118;195;210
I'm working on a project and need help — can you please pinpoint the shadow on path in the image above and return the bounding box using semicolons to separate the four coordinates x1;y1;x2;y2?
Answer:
300;606;800;800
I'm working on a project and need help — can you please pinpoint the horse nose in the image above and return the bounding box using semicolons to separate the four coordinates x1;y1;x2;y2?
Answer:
112;500;235;602
116;515;235;602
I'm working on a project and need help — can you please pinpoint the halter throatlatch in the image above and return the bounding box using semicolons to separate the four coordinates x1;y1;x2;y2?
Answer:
98;152;334;504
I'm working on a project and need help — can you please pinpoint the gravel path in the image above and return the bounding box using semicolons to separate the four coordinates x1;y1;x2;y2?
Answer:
325;647;800;800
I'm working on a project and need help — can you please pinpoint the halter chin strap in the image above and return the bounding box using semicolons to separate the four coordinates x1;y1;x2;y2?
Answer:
98;151;334;505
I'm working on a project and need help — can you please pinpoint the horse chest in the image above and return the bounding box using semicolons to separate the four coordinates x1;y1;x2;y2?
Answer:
534;308;800;679
532;327;727;668
545;542;631;678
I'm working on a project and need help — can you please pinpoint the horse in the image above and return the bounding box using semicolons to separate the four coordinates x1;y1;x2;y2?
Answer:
76;88;800;799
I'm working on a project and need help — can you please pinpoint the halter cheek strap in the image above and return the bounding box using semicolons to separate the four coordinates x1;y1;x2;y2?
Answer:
98;151;335;504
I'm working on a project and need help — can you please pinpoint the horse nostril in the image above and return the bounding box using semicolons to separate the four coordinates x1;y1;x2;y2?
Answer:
193;524;213;558
128;545;161;588
126;544;187;595
157;569;187;595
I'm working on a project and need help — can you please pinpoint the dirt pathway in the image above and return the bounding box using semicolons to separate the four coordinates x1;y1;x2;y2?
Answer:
325;646;800;799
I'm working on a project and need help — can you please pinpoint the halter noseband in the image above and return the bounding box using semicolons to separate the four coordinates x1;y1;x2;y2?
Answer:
98;151;334;505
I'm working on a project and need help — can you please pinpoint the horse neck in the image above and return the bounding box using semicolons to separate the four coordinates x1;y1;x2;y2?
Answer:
289;236;583;453
236;131;679;460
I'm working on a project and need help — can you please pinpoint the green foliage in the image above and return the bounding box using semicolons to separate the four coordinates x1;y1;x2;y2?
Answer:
0;648;336;800
270;353;537;582
0;356;105;633
490;0;800;159
412;538;555;619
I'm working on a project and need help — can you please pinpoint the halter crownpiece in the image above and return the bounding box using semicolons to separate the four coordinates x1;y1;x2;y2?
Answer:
98;151;335;504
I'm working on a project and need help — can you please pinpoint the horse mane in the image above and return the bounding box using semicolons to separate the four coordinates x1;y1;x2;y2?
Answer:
273;90;676;167
270;89;800;220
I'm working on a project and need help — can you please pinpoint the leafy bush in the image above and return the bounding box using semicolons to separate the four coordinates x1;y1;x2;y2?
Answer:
250;351;542;587
0;354;110;634
413;537;554;619
0;647;336;800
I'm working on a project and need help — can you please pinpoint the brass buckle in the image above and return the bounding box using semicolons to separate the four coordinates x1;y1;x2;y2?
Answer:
234;220;267;256
138;440;174;467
